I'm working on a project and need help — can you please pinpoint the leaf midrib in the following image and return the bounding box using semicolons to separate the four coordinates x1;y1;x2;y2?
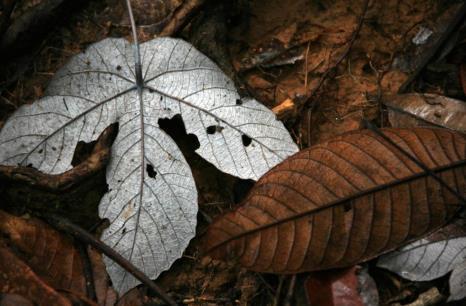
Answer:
205;160;466;253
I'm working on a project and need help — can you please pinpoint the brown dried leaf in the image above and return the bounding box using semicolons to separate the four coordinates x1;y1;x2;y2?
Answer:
0;240;72;306
385;94;466;133
0;211;115;305
203;128;466;273
0;293;34;306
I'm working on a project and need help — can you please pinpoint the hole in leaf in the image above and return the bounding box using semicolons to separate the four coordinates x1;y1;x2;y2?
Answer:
116;65;122;71
158;114;200;152
343;202;352;212
206;125;216;134
206;125;224;134
146;164;157;179
242;134;252;147
236;99;242;105
71;123;119;166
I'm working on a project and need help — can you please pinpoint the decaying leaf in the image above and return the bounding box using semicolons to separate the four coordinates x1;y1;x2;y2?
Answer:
377;218;466;303
0;37;298;293
449;260;466;302
377;218;466;281
203;128;466;273
384;93;466;133
0;241;73;306
0;211;116;306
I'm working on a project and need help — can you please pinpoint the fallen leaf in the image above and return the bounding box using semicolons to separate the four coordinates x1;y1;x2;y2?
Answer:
384;93;466;133
203;128;466;273
0;240;73;306
0;211;115;306
0;293;34;306
378;218;466;281
0;36;298;293
305;266;378;306
448;260;466;302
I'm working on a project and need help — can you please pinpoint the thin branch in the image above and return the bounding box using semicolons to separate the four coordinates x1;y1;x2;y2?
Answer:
47;215;177;306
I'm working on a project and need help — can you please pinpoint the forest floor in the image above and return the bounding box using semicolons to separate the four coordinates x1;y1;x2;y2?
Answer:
0;0;465;305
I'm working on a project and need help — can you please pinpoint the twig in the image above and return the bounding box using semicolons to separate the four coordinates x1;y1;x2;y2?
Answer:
47;215;177;306
76;242;97;301
397;2;466;94
283;275;296;306
0;124;117;191
159;0;206;37
273;276;285;306
125;0;143;87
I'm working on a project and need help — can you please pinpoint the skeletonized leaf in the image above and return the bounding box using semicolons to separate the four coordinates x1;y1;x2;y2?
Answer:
0;37;297;293
384;93;466;133
377;219;466;281
449;260;466;302
203;128;466;273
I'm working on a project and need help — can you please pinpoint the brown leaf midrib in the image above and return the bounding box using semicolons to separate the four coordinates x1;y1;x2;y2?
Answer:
206;159;465;253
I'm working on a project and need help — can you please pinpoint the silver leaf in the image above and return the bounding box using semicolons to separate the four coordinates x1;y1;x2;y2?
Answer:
448;260;466;302
377;236;466;281
0;37;298;294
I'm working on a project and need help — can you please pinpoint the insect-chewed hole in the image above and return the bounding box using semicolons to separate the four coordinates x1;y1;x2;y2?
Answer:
236;99;243;105
206;125;224;134
116;65;122;71
241;134;252;147
206;125;216;134
146;164;157;179
158;114;200;152
343;202;352;212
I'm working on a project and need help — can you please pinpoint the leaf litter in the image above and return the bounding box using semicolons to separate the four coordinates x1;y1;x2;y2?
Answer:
0;23;298;296
1;0;466;305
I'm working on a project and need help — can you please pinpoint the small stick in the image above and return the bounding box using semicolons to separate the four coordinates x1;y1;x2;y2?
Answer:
47;215;177;306
283;275;296;306
125;0;143;87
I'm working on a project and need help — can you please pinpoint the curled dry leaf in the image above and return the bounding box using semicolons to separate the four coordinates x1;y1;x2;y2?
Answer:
384;93;466;133
0;211;116;306
0;37;298;293
203;128;466;273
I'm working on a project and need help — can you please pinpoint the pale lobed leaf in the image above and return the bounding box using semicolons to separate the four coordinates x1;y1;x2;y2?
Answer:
0;37;298;294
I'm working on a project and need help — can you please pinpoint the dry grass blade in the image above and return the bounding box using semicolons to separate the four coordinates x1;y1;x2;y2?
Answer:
203;128;466;273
